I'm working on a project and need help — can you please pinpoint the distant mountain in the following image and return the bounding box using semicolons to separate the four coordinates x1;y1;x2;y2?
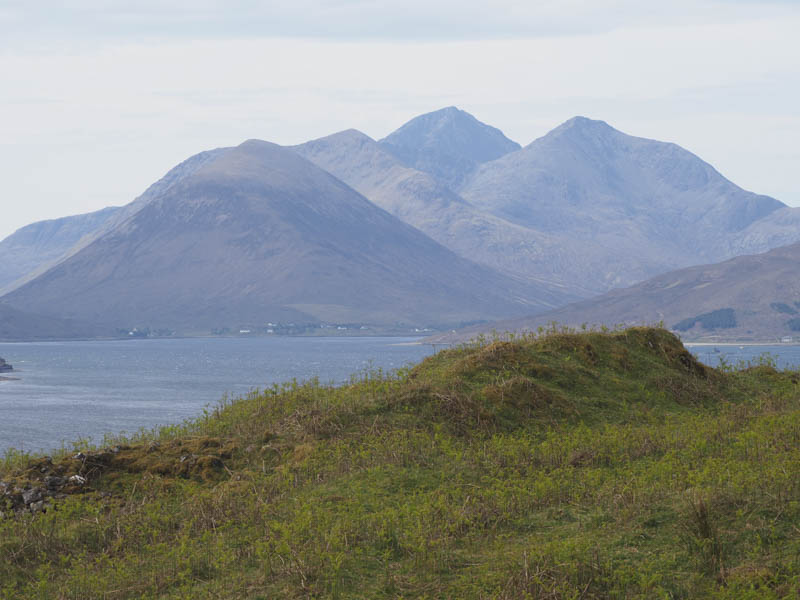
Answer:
725;206;800;256
293;129;588;300
1;140;545;333
456;116;787;292
379;106;521;189
431;241;800;343
0;207;120;290
7;109;800;341
300;114;797;298
0;148;227;296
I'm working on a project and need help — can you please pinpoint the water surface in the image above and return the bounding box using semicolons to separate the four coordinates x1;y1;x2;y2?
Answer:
0;336;432;454
686;344;800;370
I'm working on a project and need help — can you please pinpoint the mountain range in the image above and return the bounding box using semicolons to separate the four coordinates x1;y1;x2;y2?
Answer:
295;108;800;295
1;140;545;333
2;106;799;339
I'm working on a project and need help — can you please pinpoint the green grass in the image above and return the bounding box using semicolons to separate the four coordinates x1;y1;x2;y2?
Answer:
3;327;800;598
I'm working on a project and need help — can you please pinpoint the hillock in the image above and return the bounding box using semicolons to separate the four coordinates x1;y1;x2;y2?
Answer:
2;327;800;598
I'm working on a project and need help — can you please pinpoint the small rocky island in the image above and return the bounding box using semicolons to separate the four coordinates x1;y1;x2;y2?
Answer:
0;357;13;372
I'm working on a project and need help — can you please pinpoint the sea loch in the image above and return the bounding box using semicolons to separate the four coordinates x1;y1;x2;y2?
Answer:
0;336;433;454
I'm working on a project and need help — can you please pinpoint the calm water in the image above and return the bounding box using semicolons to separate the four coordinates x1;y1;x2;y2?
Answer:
686;344;800;370
0;336;432;454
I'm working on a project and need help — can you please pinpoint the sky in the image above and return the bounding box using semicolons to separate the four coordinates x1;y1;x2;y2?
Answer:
1;0;799;240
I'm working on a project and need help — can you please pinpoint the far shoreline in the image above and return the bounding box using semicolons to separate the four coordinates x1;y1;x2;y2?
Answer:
0;333;428;345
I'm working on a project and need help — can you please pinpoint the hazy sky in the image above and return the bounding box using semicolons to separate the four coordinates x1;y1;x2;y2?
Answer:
1;1;799;239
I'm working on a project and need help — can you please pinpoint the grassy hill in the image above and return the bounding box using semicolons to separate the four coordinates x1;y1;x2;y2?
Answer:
3;327;800;598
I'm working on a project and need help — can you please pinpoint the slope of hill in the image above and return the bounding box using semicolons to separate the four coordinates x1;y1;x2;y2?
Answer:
434;242;800;343
1;140;546;333
379;106;521;188
0;148;228;297
3;327;800;598
0;207;120;290
0;303;110;341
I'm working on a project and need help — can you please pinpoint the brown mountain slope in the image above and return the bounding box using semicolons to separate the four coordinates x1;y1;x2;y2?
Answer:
1;140;549;333
0;148;227;297
430;242;800;343
0;303;111;341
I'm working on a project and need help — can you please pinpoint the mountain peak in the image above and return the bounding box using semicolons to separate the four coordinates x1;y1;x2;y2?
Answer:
545;116;617;140
379;107;521;189
238;138;278;150
309;128;375;146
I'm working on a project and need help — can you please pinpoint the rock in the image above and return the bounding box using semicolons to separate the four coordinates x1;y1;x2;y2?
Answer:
44;475;66;491
73;452;86;460
30;500;45;513
68;474;87;486
0;357;12;372
22;488;42;504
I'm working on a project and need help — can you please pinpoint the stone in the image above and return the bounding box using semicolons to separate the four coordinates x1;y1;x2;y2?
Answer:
68;474;87;486
22;488;42;505
44;476;66;490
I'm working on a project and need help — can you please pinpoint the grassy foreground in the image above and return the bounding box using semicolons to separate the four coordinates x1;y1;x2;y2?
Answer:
3;327;800;598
